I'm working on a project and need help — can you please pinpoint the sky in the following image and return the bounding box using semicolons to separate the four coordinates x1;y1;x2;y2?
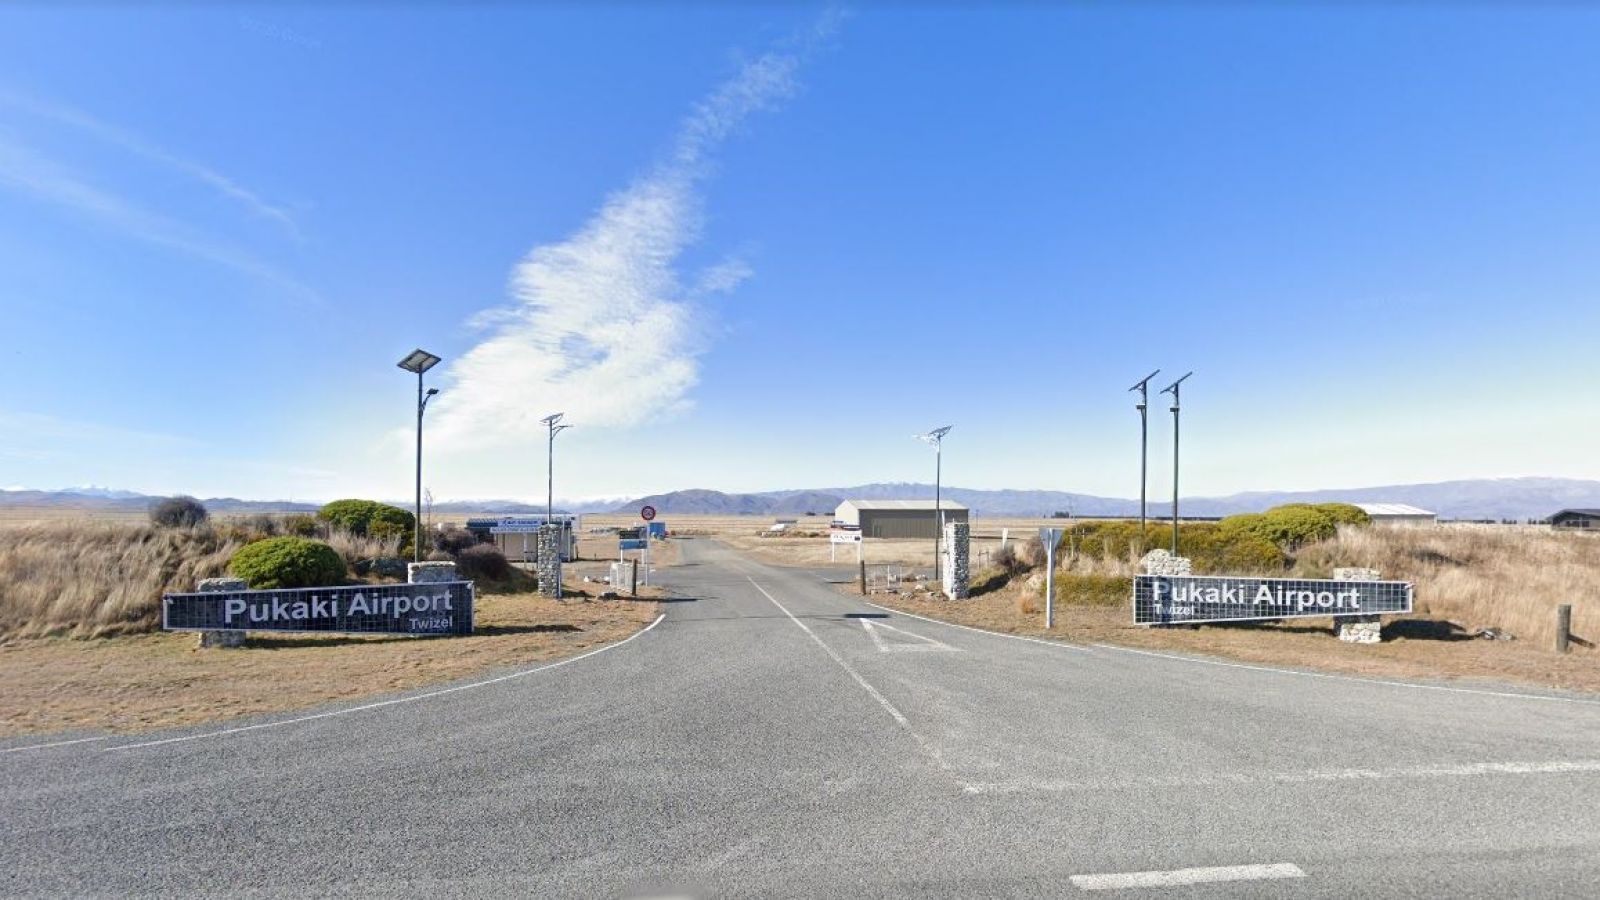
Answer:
2;3;1599;504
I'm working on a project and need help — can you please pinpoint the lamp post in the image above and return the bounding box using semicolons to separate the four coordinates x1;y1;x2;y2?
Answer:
916;425;953;575
1129;369;1160;546
1159;372;1193;556
541;412;571;525
397;349;442;563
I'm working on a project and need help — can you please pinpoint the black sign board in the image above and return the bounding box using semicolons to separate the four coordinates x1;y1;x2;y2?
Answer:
1134;575;1412;626
163;582;474;636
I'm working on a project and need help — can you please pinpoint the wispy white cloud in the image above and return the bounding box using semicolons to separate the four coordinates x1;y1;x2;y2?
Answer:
429;15;839;453
0;136;314;297
0;87;302;240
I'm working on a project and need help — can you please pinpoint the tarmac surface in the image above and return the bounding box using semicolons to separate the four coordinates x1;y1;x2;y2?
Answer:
5;537;1600;897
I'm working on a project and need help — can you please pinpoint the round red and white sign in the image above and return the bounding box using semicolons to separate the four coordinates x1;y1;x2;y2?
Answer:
640;505;657;521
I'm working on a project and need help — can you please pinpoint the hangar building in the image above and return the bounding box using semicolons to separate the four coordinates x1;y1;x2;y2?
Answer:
834;499;970;539
1354;503;1437;526
1550;509;1600;530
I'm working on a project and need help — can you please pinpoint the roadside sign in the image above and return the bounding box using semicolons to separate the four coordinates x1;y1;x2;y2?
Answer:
163;582;474;636
830;531;863;544
1039;527;1062;545
619;539;647;551
1039;528;1061;629
1134;575;1414;626
640;505;657;521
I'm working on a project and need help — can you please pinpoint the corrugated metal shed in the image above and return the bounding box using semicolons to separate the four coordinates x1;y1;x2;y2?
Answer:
1354;502;1437;524
835;499;970;539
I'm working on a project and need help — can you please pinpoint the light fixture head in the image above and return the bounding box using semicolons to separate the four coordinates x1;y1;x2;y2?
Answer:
916;425;953;446
1160;371;1193;396
1129;369;1161;393
398;349;442;374
540;412;565;427
426;388;440;397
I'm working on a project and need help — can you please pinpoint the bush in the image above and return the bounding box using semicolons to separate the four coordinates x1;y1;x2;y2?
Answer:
1313;503;1371;527
283;514;323;537
434;527;479;555
316;500;415;538
1223;504;1340;550
456;544;512;582
1046;573;1132;606
229;536;347;589
991;542;1028;575
149;495;208;528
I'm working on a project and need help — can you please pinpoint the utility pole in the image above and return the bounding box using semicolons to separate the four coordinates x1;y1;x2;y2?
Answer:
1160;372;1193;556
541;413;570;524
1130;370;1160;546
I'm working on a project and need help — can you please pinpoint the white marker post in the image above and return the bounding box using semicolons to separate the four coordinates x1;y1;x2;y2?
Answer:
1040;527;1061;630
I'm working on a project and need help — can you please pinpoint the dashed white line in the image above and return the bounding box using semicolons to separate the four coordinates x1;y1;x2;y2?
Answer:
1071;862;1305;891
101;613;667;753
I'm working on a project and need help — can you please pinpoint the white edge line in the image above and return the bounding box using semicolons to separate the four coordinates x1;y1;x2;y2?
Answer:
0;734;112;755
858;598;1094;653
99;613;667;753
1071;862;1305;891
1092;642;1600;706
870;619;960;651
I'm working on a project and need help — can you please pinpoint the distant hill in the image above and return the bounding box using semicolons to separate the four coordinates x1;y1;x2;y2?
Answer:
7;476;1597;522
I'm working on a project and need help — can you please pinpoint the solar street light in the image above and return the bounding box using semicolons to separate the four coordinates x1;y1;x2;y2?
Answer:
398;348;442;562
1160;372;1193;555
1129;370;1161;542
916;426;953;574
541;413;571;525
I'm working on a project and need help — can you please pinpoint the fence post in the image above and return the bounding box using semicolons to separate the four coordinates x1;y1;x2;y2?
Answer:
1557;604;1572;653
631;558;639;597
859;558;867;595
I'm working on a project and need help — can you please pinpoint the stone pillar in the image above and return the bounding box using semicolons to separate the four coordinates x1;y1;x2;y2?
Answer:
1140;549;1193;576
942;521;970;599
1334;567;1383;644
196;577;247;648
408;561;457;584
536;524;563;598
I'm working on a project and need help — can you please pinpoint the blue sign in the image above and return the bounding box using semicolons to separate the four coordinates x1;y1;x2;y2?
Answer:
619;538;647;551
646;522;667;538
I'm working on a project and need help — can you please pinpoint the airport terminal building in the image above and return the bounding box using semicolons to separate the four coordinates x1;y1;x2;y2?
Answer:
834;499;970;539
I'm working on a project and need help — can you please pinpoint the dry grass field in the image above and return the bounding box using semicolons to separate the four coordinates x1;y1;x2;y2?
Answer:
0;587;662;737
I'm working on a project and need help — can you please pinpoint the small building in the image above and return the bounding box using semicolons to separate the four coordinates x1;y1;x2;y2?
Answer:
1354;503;1437;526
1550;509;1600;530
834;499;970;540
464;514;579;562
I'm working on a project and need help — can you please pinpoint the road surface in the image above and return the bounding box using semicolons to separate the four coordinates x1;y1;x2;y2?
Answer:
5;538;1600;897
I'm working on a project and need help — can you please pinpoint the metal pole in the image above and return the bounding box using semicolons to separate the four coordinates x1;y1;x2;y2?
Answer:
934;441;942;577
1171;394;1180;555
414;370;423;563
1139;400;1148;537
547;420;554;524
1045;536;1055;630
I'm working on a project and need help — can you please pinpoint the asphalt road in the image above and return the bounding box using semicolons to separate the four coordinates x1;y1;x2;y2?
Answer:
5;538;1600;897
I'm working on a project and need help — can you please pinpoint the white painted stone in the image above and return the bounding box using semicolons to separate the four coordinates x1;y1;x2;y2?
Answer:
1141;549;1192;576
1335;567;1384;643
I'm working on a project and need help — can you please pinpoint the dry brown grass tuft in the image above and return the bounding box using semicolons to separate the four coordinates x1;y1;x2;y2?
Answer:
0;521;248;638
1293;524;1600;648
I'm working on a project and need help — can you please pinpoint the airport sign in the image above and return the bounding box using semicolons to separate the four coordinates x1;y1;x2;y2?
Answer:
163;582;475;636
1134;575;1412;625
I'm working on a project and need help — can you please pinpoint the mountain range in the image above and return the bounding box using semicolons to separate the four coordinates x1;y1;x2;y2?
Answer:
4;477;1598;521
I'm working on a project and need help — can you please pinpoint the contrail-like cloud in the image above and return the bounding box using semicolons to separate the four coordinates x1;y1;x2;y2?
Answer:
429;16;838;453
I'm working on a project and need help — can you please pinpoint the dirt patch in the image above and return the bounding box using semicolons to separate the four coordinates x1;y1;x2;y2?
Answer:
860;580;1600;696
0;586;662;738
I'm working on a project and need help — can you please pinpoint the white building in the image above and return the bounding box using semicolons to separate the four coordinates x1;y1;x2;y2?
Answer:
1354;503;1437;526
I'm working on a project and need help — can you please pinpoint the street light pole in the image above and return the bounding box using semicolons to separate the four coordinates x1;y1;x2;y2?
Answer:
541;413;570;525
397;349;442;563
1130;370;1160;546
1160;372;1192;556
916;426;953;576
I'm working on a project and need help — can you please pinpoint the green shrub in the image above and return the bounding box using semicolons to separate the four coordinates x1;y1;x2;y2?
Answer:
1178;522;1286;573
149;495;208;528
434;527;479;556
229;536;347;589
316;500;415;537
1313;502;1371;526
1047;573;1132;606
456;544;512;582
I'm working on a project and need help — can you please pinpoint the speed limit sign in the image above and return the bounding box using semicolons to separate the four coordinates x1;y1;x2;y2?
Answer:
640;505;657;521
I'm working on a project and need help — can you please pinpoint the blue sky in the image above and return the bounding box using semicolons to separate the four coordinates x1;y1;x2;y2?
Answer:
2;4;1598;503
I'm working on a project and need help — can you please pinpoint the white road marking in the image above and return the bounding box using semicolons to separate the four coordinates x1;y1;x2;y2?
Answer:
0;735;111;755
959;759;1600;795
860;619;961;653
1071;862;1305;891
858;598;1094;653
747;577;955;774
101;613;667;753
1093;643;1600;706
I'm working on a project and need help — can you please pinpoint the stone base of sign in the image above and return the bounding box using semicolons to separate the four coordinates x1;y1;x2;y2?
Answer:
195;577;247;648
408;561;457;584
1334;567;1383;643
536;525;562;599
942;522;970;599
1141;549;1193;576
